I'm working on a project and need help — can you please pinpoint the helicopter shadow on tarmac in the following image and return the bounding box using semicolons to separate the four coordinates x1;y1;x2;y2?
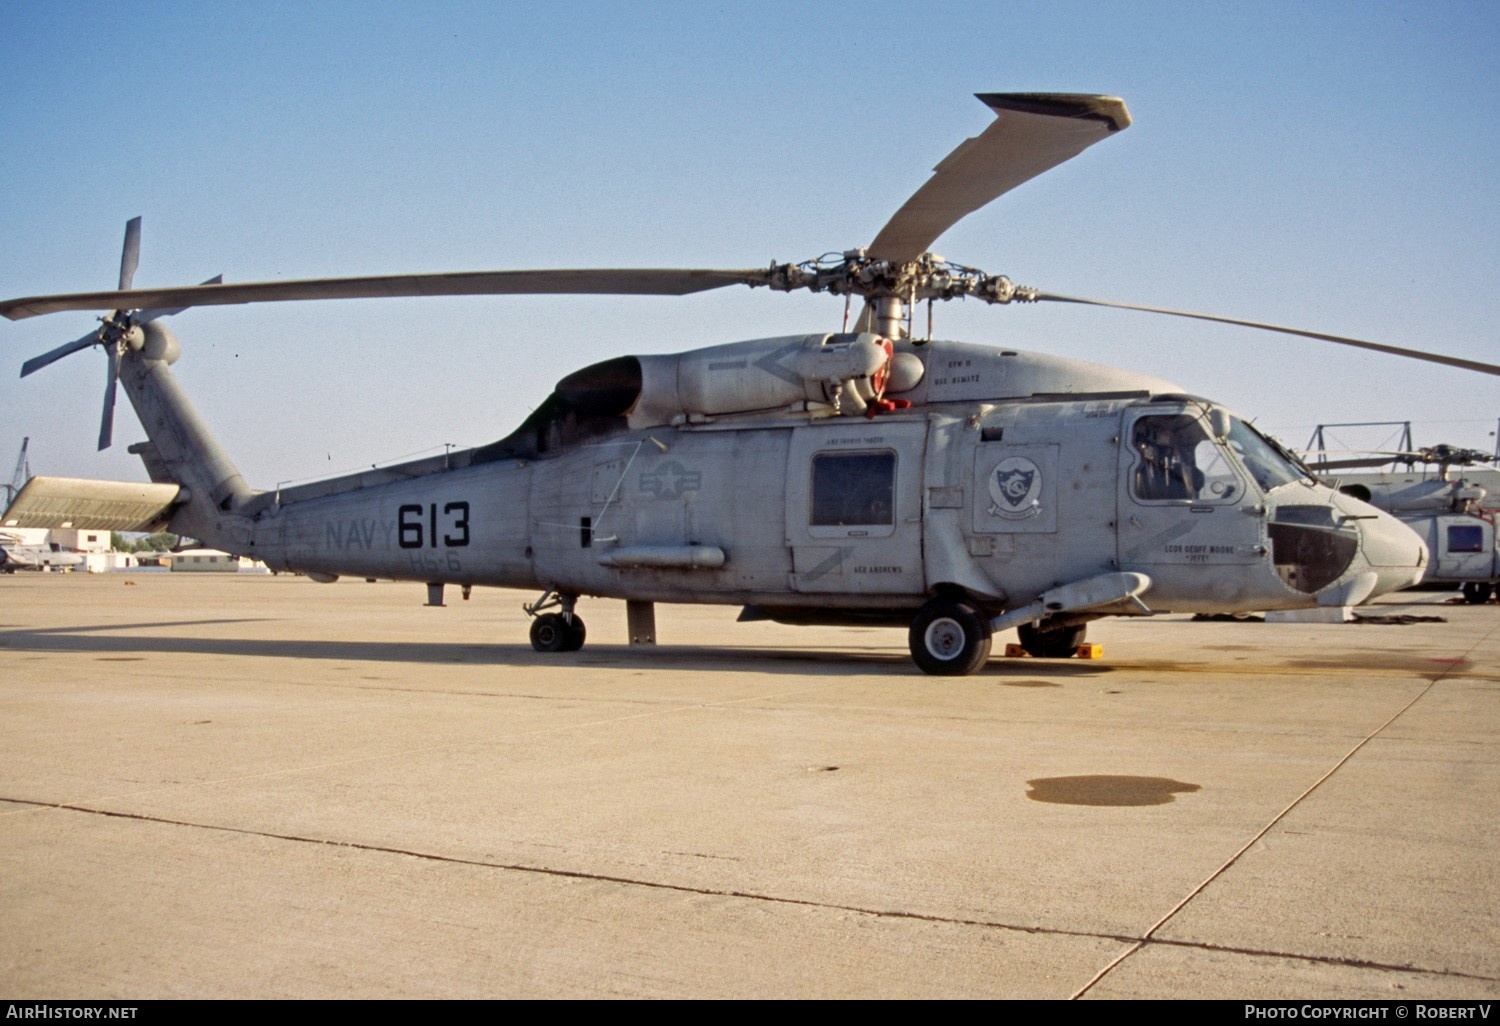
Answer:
0;619;1117;679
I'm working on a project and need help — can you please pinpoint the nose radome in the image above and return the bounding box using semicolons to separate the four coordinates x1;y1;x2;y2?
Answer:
1359;508;1429;595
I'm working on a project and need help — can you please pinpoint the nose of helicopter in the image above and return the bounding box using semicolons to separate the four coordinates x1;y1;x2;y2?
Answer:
1352;507;1429;599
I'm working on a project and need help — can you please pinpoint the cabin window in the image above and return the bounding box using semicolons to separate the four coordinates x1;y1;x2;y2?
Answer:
811;452;895;527
1447;524;1485;554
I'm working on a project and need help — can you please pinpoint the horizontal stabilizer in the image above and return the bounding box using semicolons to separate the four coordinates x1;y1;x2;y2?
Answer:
2;476;182;533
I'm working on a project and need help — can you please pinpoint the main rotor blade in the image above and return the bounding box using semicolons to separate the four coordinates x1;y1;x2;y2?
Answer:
20;328;101;378
119;217;142;292
0;268;772;320
866;93;1130;265
1032;291;1500;377
98;344;120;451
1310;456;1410;470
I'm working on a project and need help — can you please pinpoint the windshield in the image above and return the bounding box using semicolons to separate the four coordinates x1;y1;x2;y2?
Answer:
1227;417;1312;492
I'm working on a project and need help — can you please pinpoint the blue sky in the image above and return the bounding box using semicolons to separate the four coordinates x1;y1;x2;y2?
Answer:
2;0;1496;486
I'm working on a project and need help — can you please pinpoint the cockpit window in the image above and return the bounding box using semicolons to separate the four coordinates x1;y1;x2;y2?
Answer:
1130;415;1241;503
1225;417;1310;492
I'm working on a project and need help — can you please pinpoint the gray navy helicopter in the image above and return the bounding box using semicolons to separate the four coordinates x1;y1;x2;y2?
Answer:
1306;426;1500;605
6;93;1495;674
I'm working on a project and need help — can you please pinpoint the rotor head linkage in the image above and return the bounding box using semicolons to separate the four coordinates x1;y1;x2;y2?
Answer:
761;251;1036;306
755;252;1039;341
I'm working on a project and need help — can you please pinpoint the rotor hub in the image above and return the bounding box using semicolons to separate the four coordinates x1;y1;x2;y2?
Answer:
97;311;144;350
763;251;1038;307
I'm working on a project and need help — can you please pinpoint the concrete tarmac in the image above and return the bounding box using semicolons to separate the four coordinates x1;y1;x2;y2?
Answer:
1;572;1495;999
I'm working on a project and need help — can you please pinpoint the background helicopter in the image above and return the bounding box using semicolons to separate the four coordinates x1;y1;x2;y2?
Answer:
6;92;1491;673
1303;422;1500;604
0;438;86;572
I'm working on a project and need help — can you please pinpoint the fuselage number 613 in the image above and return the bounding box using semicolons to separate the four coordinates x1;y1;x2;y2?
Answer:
398;501;471;549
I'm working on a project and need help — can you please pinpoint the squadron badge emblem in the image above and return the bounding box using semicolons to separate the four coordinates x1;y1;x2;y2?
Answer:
987;457;1044;519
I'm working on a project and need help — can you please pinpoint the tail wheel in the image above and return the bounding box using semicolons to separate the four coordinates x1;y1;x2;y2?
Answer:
909;598;992;676
1017;620;1086;658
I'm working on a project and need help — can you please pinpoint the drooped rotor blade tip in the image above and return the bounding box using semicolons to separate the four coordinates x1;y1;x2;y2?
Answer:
865;92;1133;264
975;93;1131;132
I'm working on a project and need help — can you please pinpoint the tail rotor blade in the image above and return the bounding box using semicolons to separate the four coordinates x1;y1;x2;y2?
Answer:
98;345;120;451
139;274;224;322
20;328;102;378
119;217;142;292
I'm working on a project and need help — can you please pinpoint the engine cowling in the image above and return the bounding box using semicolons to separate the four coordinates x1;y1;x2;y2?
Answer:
628;332;919;428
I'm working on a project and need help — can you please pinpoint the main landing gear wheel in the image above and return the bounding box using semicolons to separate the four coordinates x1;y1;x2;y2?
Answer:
1016;620;1086;658
1461;582;1495;605
909;598;993;676
530;613;587;652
